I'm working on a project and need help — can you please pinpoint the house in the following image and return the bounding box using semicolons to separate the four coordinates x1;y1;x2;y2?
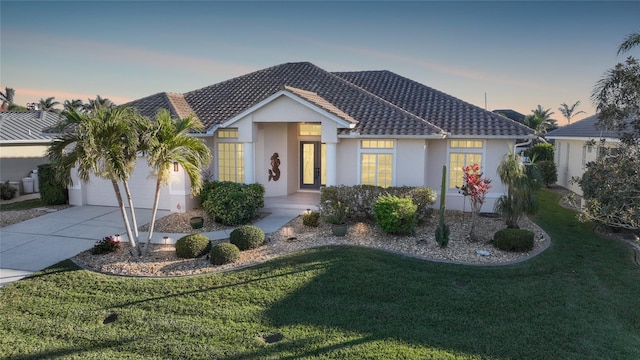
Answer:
0;110;61;192
492;109;526;123
545;114;621;196
68;62;535;212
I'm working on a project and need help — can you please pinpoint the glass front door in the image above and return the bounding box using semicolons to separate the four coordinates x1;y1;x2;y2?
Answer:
300;141;322;189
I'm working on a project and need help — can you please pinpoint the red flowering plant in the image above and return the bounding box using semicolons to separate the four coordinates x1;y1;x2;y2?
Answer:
457;164;492;241
92;235;122;255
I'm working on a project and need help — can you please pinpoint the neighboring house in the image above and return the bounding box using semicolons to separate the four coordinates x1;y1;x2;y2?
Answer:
0;111;61;191
545;114;620;196
68;62;535;212
492;109;526;123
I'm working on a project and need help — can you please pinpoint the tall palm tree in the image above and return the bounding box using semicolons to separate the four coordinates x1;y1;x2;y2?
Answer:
142;109;212;250
38;97;61;112
618;32;640;55
47;106;146;255
558;101;585;125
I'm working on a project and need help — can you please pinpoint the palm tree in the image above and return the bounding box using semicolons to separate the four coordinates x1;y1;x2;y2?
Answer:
0;87;15;108
38;97;61;112
47;106;146;255
618;32;640;55
494;152;541;228
558;101;586;125
142;109;212;250
63;99;85;113
523;114;549;135
532;105;555;121
84;95;115;112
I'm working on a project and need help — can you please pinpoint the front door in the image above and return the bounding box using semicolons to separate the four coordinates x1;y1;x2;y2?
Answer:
300;141;321;189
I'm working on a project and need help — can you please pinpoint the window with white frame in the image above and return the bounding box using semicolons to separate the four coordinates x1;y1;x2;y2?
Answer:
217;129;238;139
360;140;394;187
217;143;244;182
448;140;484;189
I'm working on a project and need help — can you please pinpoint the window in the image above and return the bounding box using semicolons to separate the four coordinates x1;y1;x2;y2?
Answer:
361;140;394;149
217;143;244;182
360;140;394;187
217;129;238;139
299;123;321;136
448;140;484;188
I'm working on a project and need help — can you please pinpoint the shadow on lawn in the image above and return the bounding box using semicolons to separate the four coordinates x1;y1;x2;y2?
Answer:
226;190;640;359
4;337;136;360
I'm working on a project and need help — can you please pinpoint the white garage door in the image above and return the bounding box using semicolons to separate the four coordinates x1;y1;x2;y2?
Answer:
85;158;171;210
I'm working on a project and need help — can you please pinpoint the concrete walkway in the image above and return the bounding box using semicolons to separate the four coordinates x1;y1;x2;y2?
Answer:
0;203;309;287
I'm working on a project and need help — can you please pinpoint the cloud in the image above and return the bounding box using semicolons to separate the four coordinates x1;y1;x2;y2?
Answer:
4;31;255;78
297;36;549;91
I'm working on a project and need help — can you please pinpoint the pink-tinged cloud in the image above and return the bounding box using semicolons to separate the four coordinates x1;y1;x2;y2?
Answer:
296;36;549;91
4;31;255;78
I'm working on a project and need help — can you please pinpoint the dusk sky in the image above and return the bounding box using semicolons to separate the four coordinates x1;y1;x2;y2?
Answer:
2;1;638;125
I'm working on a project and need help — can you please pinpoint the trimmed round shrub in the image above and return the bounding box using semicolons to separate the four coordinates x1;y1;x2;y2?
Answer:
372;195;417;235
0;181;17;200
210;243;240;265
526;143;554;162
175;234;211;258
230;225;265;251
202;182;265;226
302;211;320;227
493;228;535;252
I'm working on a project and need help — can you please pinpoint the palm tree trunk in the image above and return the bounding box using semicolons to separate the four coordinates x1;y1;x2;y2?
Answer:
145;178;163;254
112;180;141;256
122;180;139;239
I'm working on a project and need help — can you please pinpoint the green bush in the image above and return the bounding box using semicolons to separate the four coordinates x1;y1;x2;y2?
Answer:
201;181;265;226
320;185;435;221
37;163;68;205
536;160;558;187
372;195;417;235
210;243;240;265
493;228;535;252
175;234;211;258
0;181;17;200
230;225;265;251
526;143;554;162
302;211;320;227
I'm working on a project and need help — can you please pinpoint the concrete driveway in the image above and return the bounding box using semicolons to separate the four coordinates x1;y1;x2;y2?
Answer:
0;206;170;287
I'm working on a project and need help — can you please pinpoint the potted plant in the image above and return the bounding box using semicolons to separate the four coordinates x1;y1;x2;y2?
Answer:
323;200;349;236
190;216;204;229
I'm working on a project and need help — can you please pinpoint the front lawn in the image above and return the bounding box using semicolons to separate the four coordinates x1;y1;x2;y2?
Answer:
1;190;639;359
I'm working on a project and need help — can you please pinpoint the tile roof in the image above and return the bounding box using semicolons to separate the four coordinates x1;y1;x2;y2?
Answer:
125;62;534;138
545;114;620;139
334;70;534;137
284;86;357;125
0;111;62;143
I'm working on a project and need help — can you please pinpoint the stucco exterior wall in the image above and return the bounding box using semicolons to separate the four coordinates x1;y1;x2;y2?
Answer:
0;144;49;184
395;139;427;187
553;138;618;196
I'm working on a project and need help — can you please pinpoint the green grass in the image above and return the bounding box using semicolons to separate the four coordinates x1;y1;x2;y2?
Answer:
1;190;639;359
0;198;46;211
